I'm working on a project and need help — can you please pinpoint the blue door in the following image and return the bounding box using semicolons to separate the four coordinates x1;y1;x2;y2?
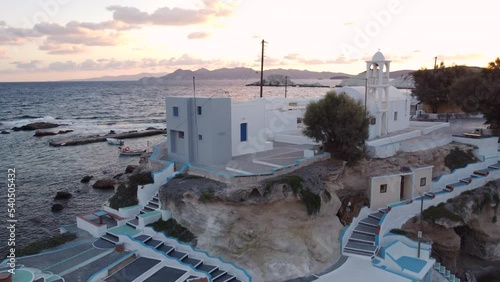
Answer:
240;123;247;142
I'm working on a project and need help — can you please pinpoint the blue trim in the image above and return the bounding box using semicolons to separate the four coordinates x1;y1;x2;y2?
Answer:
375;234;380;245
86;250;138;282
372;263;417;282
144;227;252;281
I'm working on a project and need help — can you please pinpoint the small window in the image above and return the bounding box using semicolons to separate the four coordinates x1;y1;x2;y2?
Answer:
240;123;247;142
394;111;398;121
297;117;303;124
178;131;184;139
173;107;179;117
288;102;298;107
197;106;202;115
380;184;387;193
370;117;376;125
198;134;202;141
420;177;426;187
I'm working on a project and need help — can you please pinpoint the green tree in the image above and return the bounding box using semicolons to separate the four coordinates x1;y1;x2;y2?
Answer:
303;91;369;162
450;58;500;127
412;63;471;113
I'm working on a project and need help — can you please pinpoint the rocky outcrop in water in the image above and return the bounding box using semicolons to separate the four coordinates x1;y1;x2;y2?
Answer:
159;160;344;282
12;122;60;131
54;191;72;200
81;175;93;183
92;179;117;190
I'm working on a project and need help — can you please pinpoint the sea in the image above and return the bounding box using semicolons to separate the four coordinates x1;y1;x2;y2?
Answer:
0;79;338;256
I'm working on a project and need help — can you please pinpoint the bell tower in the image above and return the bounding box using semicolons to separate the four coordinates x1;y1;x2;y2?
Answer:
366;50;391;136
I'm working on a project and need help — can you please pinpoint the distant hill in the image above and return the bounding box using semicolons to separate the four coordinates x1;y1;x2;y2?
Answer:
67;72;169;82
338;70;417;89
138;67;354;84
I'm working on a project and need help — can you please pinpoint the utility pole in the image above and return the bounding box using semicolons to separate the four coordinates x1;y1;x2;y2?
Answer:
285;76;288;98
260;39;267;98
433;56;438;74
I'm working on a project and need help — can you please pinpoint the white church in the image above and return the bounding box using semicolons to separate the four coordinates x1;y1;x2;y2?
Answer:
165;51;412;166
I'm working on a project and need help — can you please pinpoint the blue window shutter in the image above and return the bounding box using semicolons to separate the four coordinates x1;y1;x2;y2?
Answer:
240;123;247;142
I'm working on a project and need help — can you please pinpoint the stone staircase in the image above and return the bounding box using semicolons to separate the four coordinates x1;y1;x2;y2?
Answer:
434;262;461;282
126;194;161;229
133;235;241;282
343;209;389;258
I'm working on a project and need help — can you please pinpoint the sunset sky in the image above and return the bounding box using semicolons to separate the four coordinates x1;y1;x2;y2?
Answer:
0;0;498;82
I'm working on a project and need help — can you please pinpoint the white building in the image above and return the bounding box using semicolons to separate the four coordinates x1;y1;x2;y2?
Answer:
337;51;411;140
165;51;412;165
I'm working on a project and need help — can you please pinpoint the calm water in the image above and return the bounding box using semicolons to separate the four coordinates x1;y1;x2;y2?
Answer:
0;79;336;255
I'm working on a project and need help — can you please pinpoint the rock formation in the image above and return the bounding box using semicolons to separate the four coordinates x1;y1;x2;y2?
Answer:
81;175;93;183
92;179;117;190
54;191;72;200
12;122;60;131
160;160;344;282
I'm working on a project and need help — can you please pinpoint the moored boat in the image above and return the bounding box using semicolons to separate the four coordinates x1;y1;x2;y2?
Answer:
107;138;124;145
118;146;145;156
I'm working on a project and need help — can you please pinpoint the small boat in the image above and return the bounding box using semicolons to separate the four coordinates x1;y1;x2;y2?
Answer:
107;138;124;145
118;147;145;156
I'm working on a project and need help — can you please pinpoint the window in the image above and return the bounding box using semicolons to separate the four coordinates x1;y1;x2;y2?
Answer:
370;117;377;125
297;118;303;124
420;177;426;187
173;106;179;117
197;106;202;115
380;184;387;193
198;134;203;141
240;123;247;142
178;131;184;139
394;111;398;121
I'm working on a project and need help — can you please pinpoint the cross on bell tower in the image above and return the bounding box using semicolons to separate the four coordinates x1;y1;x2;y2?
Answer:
366;50;391;136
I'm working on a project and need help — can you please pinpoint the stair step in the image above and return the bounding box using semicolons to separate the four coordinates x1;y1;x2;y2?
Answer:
350;232;376;243
210;269;227;280
368;212;384;220
460;177;473;184
489;164;500;170
345;241;377;252
168;250;188;260
424;192;435;199
196;263;218;273
360;217;380;227
143;205;156;212
343;248;375;257
214;273;235;282
101;234;119;244
354;224;377;235
135;234;151;242
145;239;163;248
473;169;489;176
147;202;160;208
157;244;174;254
182;257;203;268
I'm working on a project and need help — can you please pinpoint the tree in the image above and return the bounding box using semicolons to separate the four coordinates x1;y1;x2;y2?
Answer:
303;91;369;162
450;57;500;126
412;63;471;113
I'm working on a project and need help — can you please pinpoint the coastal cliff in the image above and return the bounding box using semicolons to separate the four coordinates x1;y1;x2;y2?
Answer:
400;180;500;280
159;160;344;282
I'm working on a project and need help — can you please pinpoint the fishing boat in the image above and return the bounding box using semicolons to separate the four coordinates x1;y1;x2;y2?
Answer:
107;138;124;145
118;147;145;156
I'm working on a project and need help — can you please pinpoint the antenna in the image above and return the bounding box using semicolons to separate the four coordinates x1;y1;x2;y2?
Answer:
260;39;267;98
285;76;288;98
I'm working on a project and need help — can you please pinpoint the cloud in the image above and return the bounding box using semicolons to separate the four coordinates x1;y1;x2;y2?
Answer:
188;32;210;39
437;53;482;62
34;21;123;46
49;60;78;71
0;48;5;57
283;54;355;65
11;60;41;70
161;54;220;66
39;42;86;54
107;0;238;26
0;24;42;45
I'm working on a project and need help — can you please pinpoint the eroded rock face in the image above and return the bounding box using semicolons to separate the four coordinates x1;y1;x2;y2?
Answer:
162;189;342;282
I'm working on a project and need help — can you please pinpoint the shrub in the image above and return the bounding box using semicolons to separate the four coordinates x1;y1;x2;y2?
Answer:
129;171;154;187
444;147;476;171
493;215;497;223
17;233;77;257
147;219;196;244
199;189;215;203
390;229;408;236
422;205;463;223
109;183;138;209
299;189;322;216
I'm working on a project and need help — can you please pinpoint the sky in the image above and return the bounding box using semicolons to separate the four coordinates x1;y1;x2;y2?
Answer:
0;0;498;82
